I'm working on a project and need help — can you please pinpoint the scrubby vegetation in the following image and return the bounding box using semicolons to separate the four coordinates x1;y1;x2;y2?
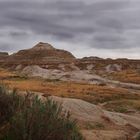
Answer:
85;122;105;130
136;135;140;140
0;85;84;140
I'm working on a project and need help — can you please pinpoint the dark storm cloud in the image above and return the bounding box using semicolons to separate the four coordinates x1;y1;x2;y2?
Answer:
0;0;140;58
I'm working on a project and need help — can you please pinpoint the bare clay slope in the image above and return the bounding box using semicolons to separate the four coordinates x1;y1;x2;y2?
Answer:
3;42;75;67
51;96;140;140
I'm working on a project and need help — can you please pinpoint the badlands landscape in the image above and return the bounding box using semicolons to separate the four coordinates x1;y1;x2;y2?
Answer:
0;42;140;140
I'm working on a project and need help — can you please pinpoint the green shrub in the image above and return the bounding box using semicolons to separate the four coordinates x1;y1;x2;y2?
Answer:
86;122;104;130
0;86;84;140
135;133;140;140
114;106;128;113
0;85;22;126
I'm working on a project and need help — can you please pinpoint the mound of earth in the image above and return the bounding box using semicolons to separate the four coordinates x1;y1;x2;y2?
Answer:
3;42;75;67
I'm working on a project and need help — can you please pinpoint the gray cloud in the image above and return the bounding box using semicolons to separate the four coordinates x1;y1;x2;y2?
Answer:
0;0;140;58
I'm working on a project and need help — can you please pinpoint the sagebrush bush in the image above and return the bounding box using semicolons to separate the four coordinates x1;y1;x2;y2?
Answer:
0;86;84;140
136;133;140;140
0;85;22;126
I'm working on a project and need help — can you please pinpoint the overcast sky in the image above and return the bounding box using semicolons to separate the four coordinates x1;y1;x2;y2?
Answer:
0;0;140;59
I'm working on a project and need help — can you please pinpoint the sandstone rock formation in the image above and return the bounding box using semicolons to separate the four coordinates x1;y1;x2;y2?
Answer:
50;96;140;140
21;65;140;90
105;64;122;73
3;42;75;68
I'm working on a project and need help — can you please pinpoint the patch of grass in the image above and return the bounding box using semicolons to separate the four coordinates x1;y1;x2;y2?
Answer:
106;69;140;84
114;106;128;113
85;122;105;130
44;78;60;82
104;99;140;113
0;85;22;126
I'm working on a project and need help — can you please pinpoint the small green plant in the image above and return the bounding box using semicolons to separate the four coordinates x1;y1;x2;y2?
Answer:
0;85;22;126
114;106;128;113
86;122;104;130
44;79;60;82
135;132;140;140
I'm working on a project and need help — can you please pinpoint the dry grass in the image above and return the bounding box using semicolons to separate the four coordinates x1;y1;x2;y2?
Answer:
0;68;140;105
103;99;140;112
0;68;15;79
106;69;140;84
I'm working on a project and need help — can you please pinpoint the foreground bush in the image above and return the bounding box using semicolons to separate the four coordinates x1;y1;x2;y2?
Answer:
0;86;22;126
0;86;84;140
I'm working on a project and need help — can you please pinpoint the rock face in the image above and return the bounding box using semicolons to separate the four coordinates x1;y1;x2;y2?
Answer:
45;95;140;140
11;42;75;61
3;42;75;68
76;57;140;71
21;65;140;90
105;64;122;73
32;42;55;50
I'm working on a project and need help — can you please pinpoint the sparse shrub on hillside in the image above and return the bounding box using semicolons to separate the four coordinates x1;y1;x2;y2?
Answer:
44;78;60;82
85;122;104;130
134;132;140;140
0;86;84;140
113;106;128;113
136;135;140;140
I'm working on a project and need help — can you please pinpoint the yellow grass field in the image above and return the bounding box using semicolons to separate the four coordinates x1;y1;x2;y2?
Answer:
106;69;140;84
0;68;140;106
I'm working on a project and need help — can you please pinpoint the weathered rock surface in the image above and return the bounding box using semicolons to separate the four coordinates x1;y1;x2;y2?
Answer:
105;64;122;73
46;96;140;140
0;42;140;72
3;42;75;68
21;65;140;90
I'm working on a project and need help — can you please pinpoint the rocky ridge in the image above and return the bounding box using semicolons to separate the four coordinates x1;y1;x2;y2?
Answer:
0;42;140;84
0;42;139;71
2;42;75;68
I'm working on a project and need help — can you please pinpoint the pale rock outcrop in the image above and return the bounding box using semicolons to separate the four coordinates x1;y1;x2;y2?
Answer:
21;65;140;90
48;96;140;140
105;64;122;73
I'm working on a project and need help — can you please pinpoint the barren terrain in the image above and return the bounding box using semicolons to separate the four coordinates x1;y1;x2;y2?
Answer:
0;42;140;140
